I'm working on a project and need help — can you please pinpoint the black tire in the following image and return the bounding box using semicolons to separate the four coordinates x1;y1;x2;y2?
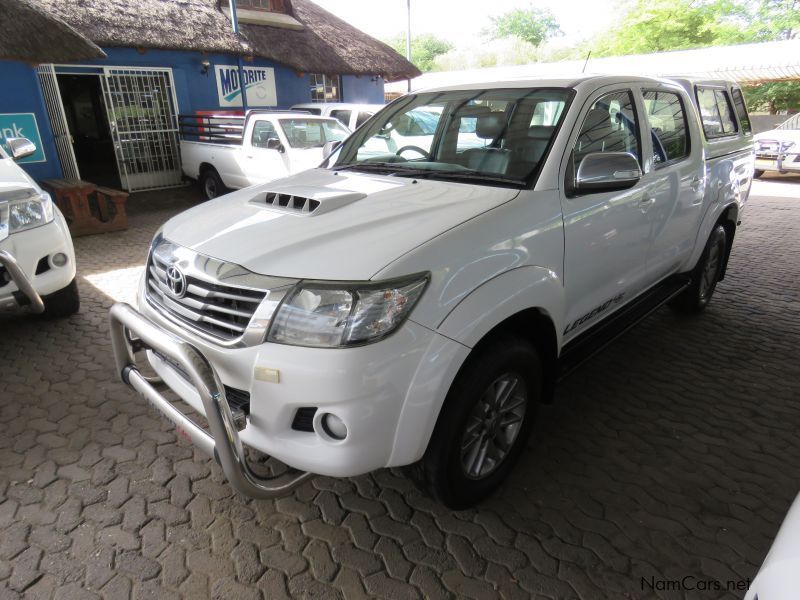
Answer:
416;336;541;509
669;224;727;314
199;167;226;200
41;278;80;319
753;169;765;179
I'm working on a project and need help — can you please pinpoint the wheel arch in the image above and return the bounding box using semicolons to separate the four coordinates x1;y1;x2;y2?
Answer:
388;267;564;467
716;203;738;281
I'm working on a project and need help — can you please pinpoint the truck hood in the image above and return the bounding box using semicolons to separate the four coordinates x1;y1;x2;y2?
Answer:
162;168;519;280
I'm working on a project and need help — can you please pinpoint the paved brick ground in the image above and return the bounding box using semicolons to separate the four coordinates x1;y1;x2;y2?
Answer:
1;176;799;600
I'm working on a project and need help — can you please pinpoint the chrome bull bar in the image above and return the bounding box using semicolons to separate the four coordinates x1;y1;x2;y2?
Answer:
109;302;312;498
0;250;44;313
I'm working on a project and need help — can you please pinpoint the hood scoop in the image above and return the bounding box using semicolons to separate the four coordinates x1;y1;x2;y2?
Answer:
254;187;367;217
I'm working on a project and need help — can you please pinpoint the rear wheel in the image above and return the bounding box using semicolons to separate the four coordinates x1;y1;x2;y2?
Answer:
670;224;727;314
41;278;80;318
753;169;765;179
200;168;226;200
416;336;541;509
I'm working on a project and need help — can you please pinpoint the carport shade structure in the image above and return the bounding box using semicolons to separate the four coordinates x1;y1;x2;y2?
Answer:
0;0;106;63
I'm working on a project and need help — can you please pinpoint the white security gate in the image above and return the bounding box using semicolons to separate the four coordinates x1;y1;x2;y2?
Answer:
101;67;183;192
35;64;80;180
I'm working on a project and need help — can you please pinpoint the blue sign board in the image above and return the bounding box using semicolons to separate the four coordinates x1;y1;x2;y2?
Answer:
0;113;46;164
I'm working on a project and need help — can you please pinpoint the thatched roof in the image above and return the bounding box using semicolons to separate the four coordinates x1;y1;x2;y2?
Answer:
29;0;420;81
241;0;421;82
1;0;106;64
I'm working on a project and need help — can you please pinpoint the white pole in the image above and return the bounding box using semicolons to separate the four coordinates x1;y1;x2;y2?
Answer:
406;0;412;92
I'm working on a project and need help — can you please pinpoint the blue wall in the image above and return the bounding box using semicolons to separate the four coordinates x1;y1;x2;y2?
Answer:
0;61;61;181
0;47;386;183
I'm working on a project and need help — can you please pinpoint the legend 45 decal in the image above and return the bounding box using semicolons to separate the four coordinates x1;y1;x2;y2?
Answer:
564;293;625;335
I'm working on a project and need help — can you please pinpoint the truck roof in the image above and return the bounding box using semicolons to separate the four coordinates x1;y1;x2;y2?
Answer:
415;74;737;94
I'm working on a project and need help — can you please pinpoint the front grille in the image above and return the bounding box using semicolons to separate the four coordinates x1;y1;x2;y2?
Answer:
147;251;267;341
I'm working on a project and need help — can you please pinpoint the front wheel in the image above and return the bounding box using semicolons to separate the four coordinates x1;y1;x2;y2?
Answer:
41;278;80;318
199;168;226;200
670;224;727;314
416;336;541;509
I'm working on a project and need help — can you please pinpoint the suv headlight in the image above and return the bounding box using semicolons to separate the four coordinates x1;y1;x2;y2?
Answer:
6;192;55;234
267;273;429;348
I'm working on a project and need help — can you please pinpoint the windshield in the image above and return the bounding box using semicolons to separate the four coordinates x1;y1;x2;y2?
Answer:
329;88;571;186
279;119;350;149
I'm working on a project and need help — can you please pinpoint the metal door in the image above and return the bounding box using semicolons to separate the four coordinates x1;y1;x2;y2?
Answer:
101;67;182;191
35;64;80;180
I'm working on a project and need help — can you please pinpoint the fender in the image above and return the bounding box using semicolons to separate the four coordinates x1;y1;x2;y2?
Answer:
387;266;564;466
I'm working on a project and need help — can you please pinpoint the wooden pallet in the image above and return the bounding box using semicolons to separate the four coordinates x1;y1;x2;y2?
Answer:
41;179;129;237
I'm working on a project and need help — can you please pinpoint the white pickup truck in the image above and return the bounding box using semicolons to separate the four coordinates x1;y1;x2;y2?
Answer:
111;75;754;508
1;137;79;318
179;111;350;200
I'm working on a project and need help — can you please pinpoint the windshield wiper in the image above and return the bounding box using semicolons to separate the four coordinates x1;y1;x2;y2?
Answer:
332;162;400;173
408;170;524;186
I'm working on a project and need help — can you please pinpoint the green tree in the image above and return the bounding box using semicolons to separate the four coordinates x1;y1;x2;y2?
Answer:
387;34;454;72
485;6;562;47
743;81;800;113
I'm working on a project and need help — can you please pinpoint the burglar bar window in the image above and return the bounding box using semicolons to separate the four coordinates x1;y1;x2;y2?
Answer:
310;74;341;102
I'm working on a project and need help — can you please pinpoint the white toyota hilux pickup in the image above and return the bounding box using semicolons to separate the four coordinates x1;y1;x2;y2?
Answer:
110;75;754;508
1;138;79;318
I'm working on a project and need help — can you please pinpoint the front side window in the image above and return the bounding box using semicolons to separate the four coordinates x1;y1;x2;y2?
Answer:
697;87;738;138
279;119;349;149
643;90;690;165
731;88;752;134
310;74;340;103
573;90;640;172
251;120;279;148
331;88;573;186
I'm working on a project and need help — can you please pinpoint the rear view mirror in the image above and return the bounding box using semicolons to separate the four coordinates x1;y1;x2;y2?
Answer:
6;137;36;161
266;138;285;153
575;152;642;193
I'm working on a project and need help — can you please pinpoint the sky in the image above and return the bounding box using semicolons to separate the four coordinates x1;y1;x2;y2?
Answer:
312;0;618;49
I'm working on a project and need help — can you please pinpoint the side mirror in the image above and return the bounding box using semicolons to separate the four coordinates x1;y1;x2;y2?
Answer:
266;138;285;153
6;137;36;161
575;152;642;193
322;140;342;157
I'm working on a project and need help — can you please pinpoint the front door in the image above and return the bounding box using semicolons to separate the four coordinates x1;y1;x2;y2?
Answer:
243;119;290;186
560;88;652;341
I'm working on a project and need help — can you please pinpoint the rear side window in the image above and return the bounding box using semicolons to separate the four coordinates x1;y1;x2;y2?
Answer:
731;88;752;134
355;111;373;128
330;109;352;126
696;87;738;138
643;90;690;165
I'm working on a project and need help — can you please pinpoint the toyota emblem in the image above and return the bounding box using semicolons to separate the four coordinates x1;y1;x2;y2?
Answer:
165;265;187;299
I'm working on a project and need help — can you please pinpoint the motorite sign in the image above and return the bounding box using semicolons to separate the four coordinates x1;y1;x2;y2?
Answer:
215;65;277;108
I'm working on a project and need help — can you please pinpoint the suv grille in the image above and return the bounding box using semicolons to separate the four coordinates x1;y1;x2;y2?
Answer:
147;251;267;341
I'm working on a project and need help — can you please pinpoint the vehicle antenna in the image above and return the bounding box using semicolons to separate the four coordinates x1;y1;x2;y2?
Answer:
582;51;592;74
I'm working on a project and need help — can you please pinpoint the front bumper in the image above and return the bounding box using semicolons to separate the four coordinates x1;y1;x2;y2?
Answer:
0;212;76;312
109;302;312;499
0;250;44;313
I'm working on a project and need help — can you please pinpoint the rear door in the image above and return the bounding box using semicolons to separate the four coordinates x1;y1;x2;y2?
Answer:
560;87;652;341
637;85;705;281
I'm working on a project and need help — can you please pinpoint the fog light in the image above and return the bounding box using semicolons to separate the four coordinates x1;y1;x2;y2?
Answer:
321;413;347;440
52;253;68;267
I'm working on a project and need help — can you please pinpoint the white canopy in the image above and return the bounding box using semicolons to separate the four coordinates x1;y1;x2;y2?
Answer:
387;39;800;94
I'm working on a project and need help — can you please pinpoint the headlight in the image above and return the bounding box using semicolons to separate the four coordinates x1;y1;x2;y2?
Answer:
267;273;429;348
7;192;54;234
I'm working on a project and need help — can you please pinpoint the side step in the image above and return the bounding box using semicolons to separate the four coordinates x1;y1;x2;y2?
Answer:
557;275;691;381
